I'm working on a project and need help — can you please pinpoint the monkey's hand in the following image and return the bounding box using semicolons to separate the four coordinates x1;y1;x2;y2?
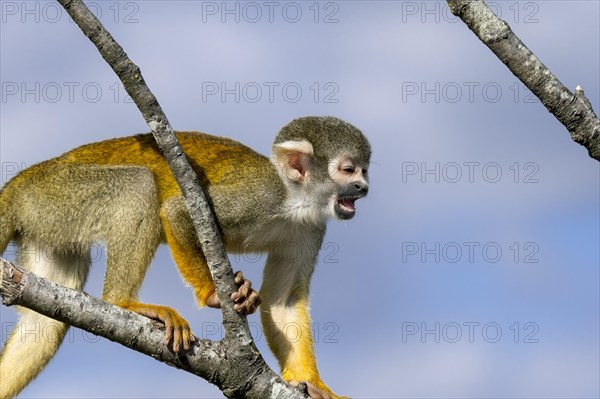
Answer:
290;380;350;399
121;302;194;353
206;271;262;314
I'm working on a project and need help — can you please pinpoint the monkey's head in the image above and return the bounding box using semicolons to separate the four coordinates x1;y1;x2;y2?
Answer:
272;116;371;223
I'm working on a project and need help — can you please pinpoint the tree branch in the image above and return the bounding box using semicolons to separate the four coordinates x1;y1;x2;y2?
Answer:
0;259;222;379
447;0;600;161
0;259;306;398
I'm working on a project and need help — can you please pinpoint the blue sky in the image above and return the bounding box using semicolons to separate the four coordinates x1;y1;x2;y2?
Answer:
1;1;599;398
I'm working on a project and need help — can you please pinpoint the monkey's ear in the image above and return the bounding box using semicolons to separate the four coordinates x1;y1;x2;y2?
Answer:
272;140;314;182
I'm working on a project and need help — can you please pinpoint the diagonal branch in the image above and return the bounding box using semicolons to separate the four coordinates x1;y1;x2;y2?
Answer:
56;0;247;338
447;0;600;161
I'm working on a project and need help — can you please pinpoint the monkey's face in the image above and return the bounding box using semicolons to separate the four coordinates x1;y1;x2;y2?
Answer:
328;155;369;220
272;116;371;224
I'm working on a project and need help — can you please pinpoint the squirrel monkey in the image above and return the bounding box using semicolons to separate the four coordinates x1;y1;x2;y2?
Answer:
0;116;370;399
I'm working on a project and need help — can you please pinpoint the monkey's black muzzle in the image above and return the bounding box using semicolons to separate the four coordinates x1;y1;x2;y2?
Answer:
334;181;369;220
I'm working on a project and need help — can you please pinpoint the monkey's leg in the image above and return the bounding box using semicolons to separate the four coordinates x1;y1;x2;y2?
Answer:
102;234;193;352
261;285;338;398
160;197;216;307
101;192;193;352
160;197;261;313
260;232;347;399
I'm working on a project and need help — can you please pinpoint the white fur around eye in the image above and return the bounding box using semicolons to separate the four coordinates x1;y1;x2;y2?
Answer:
328;156;356;182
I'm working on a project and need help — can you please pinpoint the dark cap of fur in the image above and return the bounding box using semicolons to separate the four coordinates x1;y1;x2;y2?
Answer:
274;116;371;165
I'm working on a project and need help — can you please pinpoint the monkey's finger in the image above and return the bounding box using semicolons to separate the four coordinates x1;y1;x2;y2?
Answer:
163;320;174;348
182;328;192;351
233;299;246;312
231;278;251;303
237;279;252;301
247;290;261;305
236;290;261;314
234;271;245;285
158;311;185;352
252;292;262;308
172;326;183;353
246;291;262;314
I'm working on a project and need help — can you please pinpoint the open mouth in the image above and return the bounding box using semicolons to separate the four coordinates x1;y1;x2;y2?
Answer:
334;196;359;219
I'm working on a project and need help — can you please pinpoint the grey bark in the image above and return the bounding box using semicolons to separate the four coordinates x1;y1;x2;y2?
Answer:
447;0;600;161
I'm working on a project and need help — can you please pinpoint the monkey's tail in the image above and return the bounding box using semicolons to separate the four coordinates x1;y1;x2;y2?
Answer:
0;309;70;399
0;240;90;398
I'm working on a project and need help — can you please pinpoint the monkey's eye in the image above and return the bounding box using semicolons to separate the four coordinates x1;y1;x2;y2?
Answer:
341;166;355;174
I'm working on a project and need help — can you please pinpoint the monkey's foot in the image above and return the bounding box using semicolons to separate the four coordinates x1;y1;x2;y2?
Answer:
121;302;194;352
206;271;262;315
